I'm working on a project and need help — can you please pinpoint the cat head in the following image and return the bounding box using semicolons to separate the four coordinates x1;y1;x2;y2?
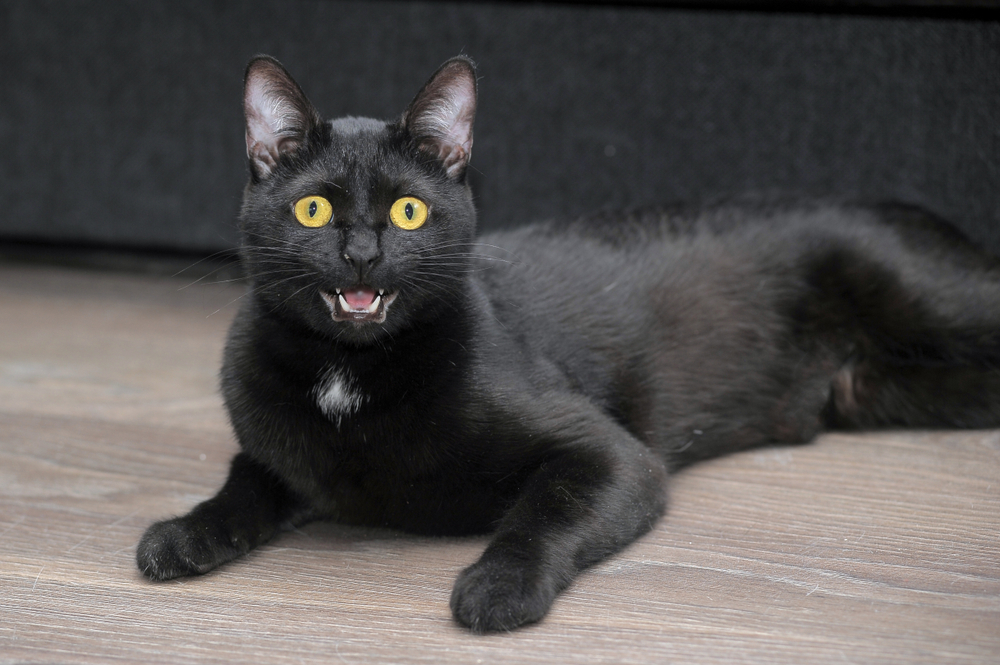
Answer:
239;55;478;345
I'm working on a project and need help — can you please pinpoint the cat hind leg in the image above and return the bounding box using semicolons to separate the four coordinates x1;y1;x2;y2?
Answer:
812;208;1000;430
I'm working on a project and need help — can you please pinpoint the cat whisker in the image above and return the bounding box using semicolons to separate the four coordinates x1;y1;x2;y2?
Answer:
417;253;513;263
195;275;248;286
242;230;321;254
401;277;468;304
406;273;466;291
414;240;520;258
269;279;321;314
409;267;466;279
207;289;252;318
245;269;310;284
176;257;245;290
171;248;240;273
413;260;505;274
247;257;310;270
242;246;311;261
236;256;302;268
471;242;519;256
409;249;518;266
253;271;316;292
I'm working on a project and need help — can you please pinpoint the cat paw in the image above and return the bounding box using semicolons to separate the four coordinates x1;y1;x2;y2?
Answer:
136;517;230;581
449;556;558;633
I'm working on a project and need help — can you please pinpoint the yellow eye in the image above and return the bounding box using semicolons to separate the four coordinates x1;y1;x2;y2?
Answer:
389;197;428;230
293;196;333;228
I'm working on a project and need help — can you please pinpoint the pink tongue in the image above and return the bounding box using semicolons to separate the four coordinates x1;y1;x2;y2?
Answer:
344;286;377;309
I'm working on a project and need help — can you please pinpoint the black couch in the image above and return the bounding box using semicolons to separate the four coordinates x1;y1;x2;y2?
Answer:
2;1;997;257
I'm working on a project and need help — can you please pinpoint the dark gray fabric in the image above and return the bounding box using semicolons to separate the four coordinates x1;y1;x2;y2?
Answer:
2;1;998;254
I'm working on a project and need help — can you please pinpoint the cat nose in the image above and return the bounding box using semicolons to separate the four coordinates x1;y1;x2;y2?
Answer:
342;249;382;282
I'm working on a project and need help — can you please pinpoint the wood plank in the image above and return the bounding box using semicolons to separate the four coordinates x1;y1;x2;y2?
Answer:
1;263;998;664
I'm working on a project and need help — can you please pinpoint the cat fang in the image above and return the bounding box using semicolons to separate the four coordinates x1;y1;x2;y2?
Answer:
320;287;398;324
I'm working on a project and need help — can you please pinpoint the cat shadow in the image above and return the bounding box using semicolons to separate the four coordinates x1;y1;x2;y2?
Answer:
268;520;489;559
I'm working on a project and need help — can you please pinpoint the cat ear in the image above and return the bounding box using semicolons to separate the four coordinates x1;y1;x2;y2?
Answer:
403;56;477;180
243;55;323;180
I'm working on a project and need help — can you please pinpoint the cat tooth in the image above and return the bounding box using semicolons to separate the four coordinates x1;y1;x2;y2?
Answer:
378;288;385;295
338;294;350;311
366;294;381;314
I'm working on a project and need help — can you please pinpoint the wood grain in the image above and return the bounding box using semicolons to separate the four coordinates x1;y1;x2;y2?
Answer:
1;263;998;664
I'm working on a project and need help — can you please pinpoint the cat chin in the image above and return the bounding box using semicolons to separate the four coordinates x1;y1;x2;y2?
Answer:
319;288;399;325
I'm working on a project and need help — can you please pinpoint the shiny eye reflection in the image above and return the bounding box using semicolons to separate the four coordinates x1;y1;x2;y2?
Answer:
389;197;428;230
294;196;333;227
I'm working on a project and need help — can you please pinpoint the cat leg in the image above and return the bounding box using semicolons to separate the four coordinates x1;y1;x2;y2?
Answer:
450;393;668;633
796;219;1000;431
136;452;302;581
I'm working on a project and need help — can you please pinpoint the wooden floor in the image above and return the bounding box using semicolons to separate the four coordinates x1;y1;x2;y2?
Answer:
1;261;998;664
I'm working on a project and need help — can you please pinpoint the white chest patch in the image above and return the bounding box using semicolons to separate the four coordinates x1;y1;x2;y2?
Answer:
313;368;365;425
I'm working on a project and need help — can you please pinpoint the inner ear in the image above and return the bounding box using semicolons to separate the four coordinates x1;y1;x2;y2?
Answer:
403;57;477;181
244;56;323;180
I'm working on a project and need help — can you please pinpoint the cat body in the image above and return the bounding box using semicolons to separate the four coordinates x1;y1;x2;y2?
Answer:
137;56;1000;633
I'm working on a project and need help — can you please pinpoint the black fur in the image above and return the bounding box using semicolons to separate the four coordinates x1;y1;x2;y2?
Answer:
136;56;1000;633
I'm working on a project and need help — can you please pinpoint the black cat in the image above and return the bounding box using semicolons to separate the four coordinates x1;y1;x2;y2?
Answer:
137;55;1000;633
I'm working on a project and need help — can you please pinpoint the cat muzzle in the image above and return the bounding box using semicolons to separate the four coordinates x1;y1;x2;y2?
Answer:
320;286;398;324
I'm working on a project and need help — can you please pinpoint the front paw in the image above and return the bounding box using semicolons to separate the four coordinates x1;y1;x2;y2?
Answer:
450;555;559;633
136;517;234;581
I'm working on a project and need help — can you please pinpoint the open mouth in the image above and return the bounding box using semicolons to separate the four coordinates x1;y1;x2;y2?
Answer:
320;286;398;324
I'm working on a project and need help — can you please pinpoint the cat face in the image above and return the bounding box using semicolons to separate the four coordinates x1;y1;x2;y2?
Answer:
238;56;478;345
